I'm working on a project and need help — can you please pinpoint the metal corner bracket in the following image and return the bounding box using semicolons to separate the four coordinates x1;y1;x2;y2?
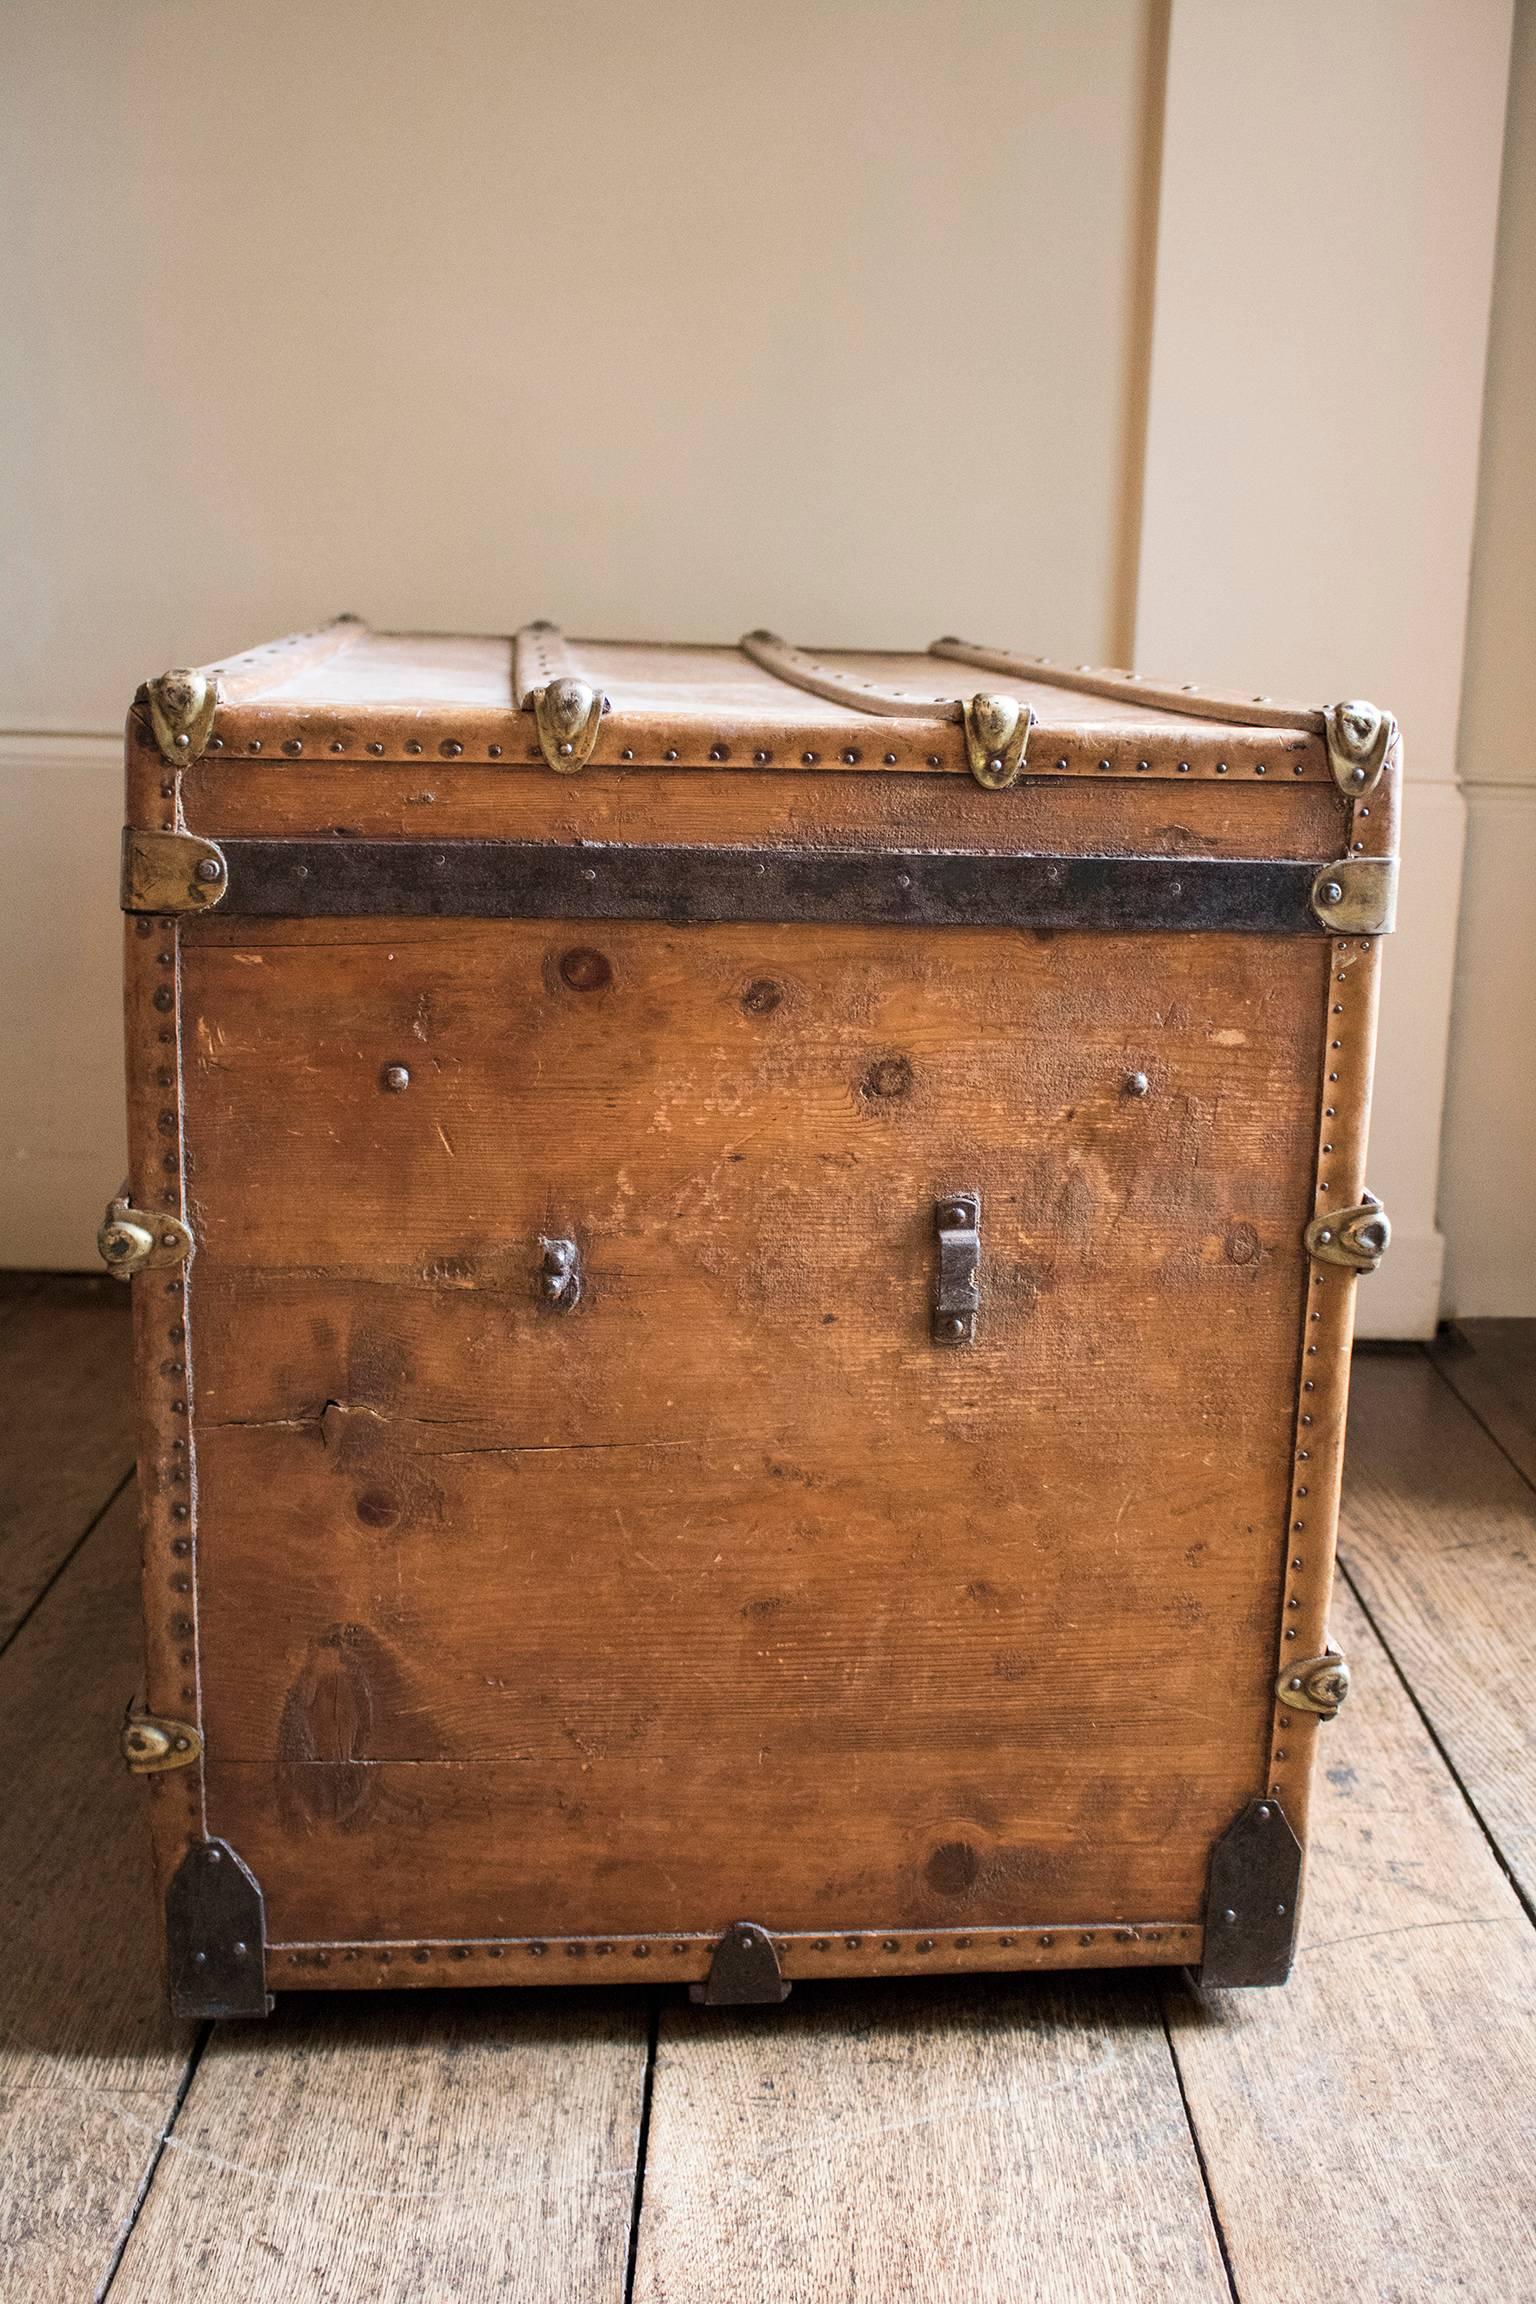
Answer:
1276;1644;1350;1720
962;694;1035;790
1323;699;1396;797
1305;1192;1389;1273
527;677;608;774
166;1837;272;2019
689;1921;792;2006
1311;855;1396;934
122;1707;203;1772
143;668;220;767
98;1192;192;1279
122;827;228;913
1199;1797;1303;1989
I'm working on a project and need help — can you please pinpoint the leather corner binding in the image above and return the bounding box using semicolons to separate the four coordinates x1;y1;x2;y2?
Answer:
1199;1798;1303;1989
166;1837;273;2019
689;1921;791;2006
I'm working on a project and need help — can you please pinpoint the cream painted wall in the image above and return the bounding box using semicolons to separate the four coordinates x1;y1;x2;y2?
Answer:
0;0;1522;1321
3;0;1158;725
1135;0;1515;1337
1441;0;1536;1315
0;0;1161;1262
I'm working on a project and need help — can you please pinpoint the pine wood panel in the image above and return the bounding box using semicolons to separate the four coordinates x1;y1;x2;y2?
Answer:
631;1977;1231;2304
1166;1575;1536;2301
1430;1318;1536;1488
107;1989;649;2303
192;1416;1268;1941
0;1277;135;1641
0;1487;196;2302
179;919;1327;1270
179;917;1323;1950
182;751;1347;858
1336;1350;1536;1906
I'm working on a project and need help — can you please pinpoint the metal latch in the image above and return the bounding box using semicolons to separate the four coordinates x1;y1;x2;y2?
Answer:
933;1193;981;1345
538;1236;582;1311
1305;1193;1389;1273
121;1708;203;1772
1276;1645;1350;1719
98;1192;193;1278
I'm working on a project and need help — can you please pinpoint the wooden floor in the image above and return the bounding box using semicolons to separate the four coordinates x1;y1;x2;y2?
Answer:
2;1277;1533;2301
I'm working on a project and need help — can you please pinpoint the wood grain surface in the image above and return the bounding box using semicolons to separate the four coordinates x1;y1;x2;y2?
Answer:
0;1486;196;2303
1166;1574;1536;2303
1430;1318;1536;1487
177;916;1326;1951
183;752;1347;856
631;1978;1231;2304
0;1277;134;1640
107;1990;650;2302
1337;1349;1536;1908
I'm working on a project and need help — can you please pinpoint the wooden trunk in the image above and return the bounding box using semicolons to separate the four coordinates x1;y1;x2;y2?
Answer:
111;620;1397;2015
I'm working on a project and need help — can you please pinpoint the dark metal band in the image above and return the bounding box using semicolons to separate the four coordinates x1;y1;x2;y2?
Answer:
184;839;1326;932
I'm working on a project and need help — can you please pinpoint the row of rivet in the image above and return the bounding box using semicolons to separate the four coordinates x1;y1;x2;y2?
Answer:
279;1923;1194;1971
202;620;361;685
197;730;1324;777
1269;903;1376;1797
132;895;204;1845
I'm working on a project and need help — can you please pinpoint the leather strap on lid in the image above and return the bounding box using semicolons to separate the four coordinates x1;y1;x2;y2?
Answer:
740;630;1034;789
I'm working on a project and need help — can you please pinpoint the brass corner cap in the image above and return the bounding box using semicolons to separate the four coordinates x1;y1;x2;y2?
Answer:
1305;1194;1389;1273
962;695;1035;790
1311;856;1396;934
528;678;607;774
142;668;220;766
1323;700;1397;797
1276;1649;1350;1719
98;1196;192;1278
122;827;227;913
121;1709;203;1772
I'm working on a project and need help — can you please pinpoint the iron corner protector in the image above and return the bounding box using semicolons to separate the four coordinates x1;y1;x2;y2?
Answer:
1198;1797;1303;1989
689;1921;792;2006
166;1837;272;2020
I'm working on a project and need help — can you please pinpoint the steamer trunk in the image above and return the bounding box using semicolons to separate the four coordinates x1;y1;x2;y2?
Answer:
111;621;1395;2015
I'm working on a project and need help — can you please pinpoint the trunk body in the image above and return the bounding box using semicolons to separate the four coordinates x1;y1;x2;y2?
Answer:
115;624;1394;2008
